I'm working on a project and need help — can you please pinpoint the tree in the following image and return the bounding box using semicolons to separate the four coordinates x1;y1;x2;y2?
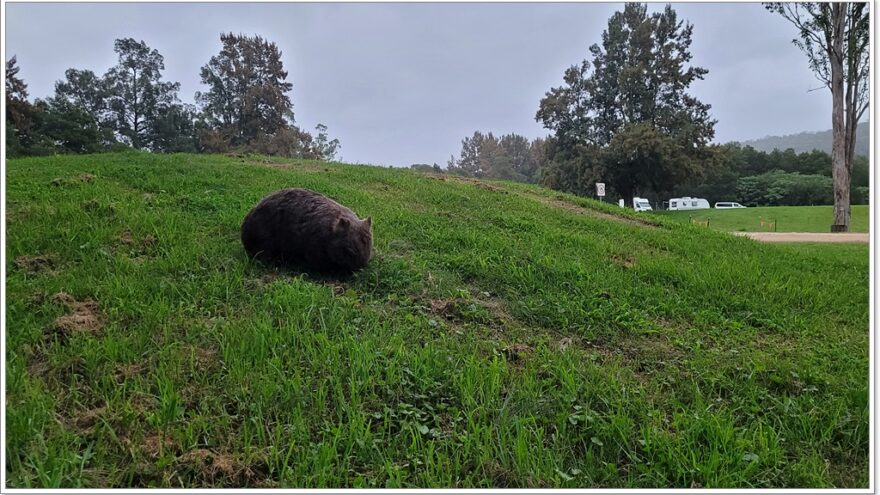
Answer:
765;3;869;231
447;131;547;183
55;69;107;121
312;123;341;161
31;96;103;154
104;38;180;149
536;3;716;205
5;56;34;156
53;68;118;147
447;131;488;177
197;33;294;146
151;103;202;153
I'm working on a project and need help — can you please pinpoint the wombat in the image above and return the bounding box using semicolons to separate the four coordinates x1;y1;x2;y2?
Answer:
241;188;373;275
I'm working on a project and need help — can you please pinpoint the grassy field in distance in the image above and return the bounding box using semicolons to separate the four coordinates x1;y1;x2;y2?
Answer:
657;205;869;233
5;152;869;488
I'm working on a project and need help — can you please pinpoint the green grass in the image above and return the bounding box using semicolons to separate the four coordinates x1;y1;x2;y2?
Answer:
658;205;869;233
5;152;869;488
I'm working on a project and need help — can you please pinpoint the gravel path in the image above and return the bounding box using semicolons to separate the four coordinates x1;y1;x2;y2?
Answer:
733;232;869;243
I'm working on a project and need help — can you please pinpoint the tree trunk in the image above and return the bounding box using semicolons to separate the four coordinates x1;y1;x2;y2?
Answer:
829;4;850;232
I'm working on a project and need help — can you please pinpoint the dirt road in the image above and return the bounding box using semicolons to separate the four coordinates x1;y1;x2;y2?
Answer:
733;232;869;243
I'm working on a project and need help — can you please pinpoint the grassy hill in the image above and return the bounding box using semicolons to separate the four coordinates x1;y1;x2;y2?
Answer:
659;205;869;233
740;121;870;157
5;152;869;488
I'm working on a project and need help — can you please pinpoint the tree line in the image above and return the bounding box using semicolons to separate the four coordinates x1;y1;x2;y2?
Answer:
5;33;339;160
440;3;868;214
441;131;869;207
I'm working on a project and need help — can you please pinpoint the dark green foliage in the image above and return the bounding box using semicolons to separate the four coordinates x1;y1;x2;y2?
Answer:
54;69;108;123
736;170;832;207
410;163;442;173
197;33;292;145
29;97;103;154
536;3;716;204
104;38;181;150
5;56;35;157
673;143;870;206
195;33;337;159
6;34;339;160
52;68;119;149
151;103;202;153
447;131;547;183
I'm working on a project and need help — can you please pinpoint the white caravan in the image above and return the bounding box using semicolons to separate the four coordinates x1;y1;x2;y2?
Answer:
668;196;710;210
632;197;653;212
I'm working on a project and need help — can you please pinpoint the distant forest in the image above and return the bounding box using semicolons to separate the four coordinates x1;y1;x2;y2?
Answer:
439;134;870;208
741;121;870;157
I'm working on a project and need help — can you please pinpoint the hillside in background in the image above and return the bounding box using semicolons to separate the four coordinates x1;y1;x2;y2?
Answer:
5;152;869;488
739;121;870;156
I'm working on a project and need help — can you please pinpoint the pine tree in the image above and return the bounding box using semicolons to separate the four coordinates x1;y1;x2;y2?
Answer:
197;33;294;146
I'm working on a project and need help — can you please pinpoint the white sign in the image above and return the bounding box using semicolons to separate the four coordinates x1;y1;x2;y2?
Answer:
596;183;606;197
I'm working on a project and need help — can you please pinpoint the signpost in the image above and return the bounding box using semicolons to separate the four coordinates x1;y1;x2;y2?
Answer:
595;182;605;201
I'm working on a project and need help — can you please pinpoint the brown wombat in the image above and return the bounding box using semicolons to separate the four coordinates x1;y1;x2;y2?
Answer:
241;188;373;274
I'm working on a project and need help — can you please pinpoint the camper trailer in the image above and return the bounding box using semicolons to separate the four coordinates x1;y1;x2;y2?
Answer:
668;196;710;210
632;197;653;212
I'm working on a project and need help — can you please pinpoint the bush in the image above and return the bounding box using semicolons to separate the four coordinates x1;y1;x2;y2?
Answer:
736;170;833;206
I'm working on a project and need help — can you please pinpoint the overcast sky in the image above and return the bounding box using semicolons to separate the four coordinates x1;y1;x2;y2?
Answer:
5;2;841;167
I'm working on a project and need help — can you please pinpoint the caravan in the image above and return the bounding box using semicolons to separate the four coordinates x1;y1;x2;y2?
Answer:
632;197;653;212
668;196;710;210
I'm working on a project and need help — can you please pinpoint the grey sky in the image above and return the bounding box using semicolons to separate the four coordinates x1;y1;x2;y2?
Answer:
5;2;837;167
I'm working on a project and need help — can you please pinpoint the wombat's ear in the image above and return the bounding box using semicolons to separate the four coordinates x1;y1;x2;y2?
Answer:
335;217;350;231
364;217;372;228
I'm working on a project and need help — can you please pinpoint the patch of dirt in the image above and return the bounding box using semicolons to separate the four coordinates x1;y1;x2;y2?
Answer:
119;229;135;245
429;299;455;316
114;361;149;381
14;254;56;273
129;393;159;415
51;177;65;187
610;254;636;268
143;433;177;458
117;229;159;257
184;345;219;370
177;448;264;485
74;406;107;431
79;173;97;182
365;182;392;193
558;337;574;352
733;232;868;244
49;292;103;337
474;182;506;193
501;343;534;365
446;176;508;193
